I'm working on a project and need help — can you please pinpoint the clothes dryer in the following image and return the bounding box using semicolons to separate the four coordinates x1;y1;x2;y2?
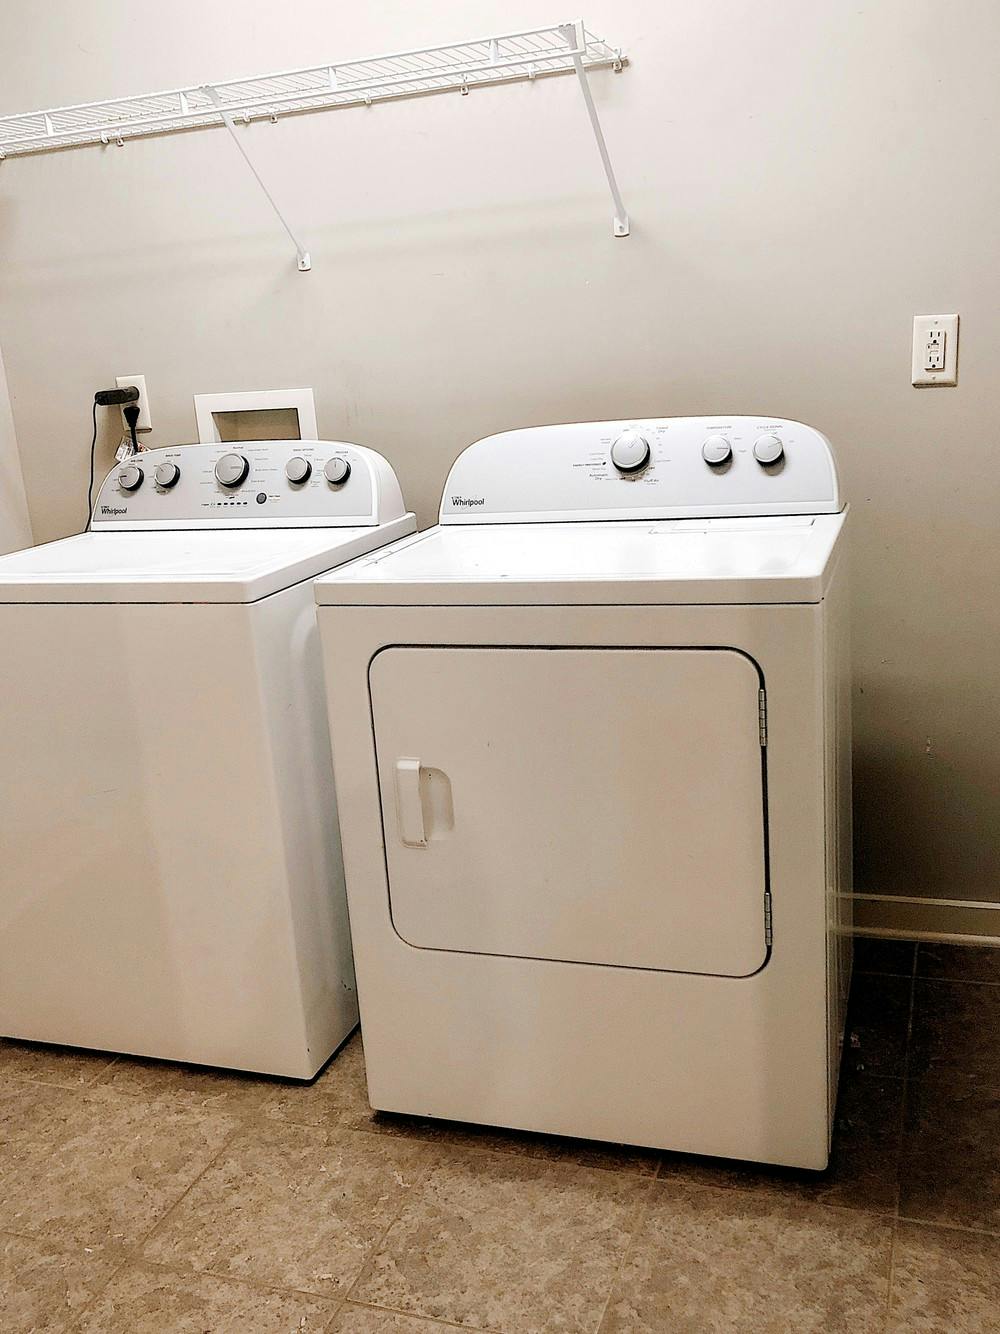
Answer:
314;418;851;1166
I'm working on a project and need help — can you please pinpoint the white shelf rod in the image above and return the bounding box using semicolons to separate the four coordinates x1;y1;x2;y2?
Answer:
203;85;311;272
0;20;629;268
564;22;629;238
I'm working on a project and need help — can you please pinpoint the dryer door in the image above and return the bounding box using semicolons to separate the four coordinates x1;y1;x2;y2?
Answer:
370;646;769;977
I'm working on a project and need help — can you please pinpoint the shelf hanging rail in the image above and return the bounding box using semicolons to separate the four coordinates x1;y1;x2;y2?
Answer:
0;19;629;269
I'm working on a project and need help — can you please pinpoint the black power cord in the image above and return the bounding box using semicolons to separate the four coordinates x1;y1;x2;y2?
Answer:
123;401;141;453
86;397;99;529
87;386;140;528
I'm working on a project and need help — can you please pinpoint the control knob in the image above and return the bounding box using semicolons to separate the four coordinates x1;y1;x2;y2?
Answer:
610;430;651;474
117;463;144;492
753;434;784;466
154;462;180;489
324;457;351;486
702;434;732;466
215;452;250;487
285;456;312;484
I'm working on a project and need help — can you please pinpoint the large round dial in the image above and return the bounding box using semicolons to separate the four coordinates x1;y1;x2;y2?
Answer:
324;456;351;486
118;463;144;492
753;433;784;465
285;456;312;484
154;462;180;489
610;430;651;474
702;434;732;466
215;452;250;487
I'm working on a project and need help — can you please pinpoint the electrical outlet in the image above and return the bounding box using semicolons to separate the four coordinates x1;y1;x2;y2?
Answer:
912;315;959;387
115;374;152;430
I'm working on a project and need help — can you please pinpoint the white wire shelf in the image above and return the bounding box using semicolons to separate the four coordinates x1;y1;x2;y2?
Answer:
0;20;629;268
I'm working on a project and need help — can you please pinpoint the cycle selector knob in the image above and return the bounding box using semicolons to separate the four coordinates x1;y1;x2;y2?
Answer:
118;463;144;492
753;434;784;466
702;434;732;466
154;462;180;489
285;456;312;484
215;453;250;488
324;457;351;486
610;430;651;474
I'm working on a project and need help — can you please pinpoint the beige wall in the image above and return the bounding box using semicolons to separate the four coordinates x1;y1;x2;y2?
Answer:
0;344;32;554
1;1;998;931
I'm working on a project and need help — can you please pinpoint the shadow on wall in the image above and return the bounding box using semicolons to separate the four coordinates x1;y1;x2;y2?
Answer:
853;723;999;904
0;339;33;554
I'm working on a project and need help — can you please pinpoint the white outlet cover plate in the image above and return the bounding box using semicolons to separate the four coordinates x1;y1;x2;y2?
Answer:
912;314;959;387
116;373;152;429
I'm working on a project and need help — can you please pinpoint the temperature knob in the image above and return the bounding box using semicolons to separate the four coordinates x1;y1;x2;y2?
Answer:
702;434;732;466
154;462;180;489
215;453;250;488
324;457;351;486
610;430;651;474
118;463;144;492
285;456;312;484
753;434;784;466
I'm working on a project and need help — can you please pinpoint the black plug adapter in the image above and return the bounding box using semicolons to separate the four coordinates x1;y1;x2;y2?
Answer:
94;386;140;407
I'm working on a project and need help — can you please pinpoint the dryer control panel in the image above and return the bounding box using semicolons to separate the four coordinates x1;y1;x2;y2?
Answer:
91;440;408;531
440;417;841;523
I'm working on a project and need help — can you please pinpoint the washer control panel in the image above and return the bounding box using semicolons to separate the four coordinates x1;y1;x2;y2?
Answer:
92;440;406;530
440;417;841;523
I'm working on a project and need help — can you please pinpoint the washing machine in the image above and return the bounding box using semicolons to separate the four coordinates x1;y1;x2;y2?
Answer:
0;439;415;1078
314;417;852;1168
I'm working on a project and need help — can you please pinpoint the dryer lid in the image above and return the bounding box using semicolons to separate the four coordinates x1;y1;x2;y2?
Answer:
313;511;847;607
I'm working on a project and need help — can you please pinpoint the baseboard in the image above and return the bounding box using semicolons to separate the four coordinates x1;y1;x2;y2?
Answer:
851;892;1000;945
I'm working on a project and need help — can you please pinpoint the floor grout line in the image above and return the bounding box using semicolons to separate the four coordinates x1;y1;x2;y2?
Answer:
891;945;919;1227
593;1177;661;1334
911;976;1000;987
60;1118;250;1332
895;1214;1000;1239
338;1138;445;1311
65;1256;348;1332
123;1120;247;1259
882;1216;900;1332
66;1251;136;1333
333;1297;499;1332
0;1072;105;1094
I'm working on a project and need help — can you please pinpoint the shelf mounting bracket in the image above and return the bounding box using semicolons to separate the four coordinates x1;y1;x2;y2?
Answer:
562;22;629;236
203;85;312;272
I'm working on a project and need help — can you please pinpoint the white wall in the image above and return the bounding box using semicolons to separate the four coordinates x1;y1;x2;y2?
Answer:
0;345;32;554
1;0;999;933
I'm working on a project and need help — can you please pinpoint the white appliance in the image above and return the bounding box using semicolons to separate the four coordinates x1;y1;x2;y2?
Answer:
0;440;415;1078
314;417;852;1168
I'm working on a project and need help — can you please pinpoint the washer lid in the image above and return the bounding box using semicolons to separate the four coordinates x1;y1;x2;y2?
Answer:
315;511;847;607
0;519;415;604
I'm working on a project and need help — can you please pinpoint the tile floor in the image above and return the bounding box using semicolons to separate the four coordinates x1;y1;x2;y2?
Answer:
1;939;998;1332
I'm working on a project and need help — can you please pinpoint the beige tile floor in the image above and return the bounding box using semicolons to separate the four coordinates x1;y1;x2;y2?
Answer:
1;939;998;1332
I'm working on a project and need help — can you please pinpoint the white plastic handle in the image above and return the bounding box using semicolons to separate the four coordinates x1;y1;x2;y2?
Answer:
395;758;426;847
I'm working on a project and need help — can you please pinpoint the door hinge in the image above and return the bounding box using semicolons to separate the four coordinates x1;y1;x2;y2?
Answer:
758;688;768;747
764;890;773;946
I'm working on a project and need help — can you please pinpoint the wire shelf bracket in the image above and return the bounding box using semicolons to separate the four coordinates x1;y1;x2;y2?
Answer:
0;19;629;270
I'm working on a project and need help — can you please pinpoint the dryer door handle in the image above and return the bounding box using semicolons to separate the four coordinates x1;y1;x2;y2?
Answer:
394;758;427;847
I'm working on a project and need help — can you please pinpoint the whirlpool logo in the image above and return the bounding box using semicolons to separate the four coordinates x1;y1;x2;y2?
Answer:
450;495;485;507
101;506;127;516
